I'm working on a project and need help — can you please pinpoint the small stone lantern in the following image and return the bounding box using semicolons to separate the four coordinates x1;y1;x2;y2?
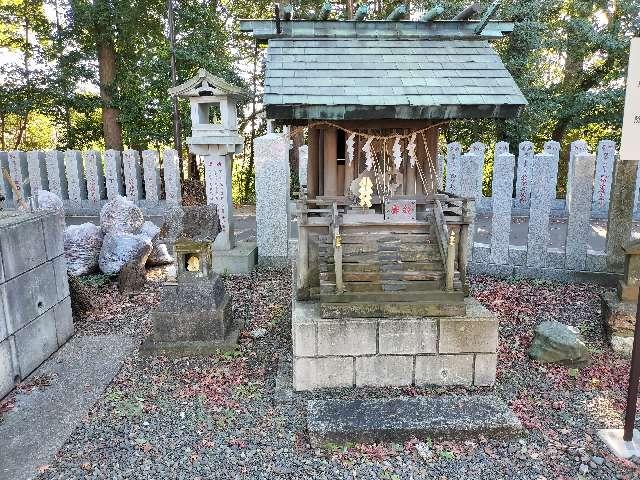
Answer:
141;206;238;355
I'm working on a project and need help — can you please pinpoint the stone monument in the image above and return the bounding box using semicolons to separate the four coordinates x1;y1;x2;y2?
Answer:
141;206;238;355
602;239;640;356
169;69;257;274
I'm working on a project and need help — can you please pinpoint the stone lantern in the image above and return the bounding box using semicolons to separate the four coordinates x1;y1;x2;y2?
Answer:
142;206;238;355
169;69;257;273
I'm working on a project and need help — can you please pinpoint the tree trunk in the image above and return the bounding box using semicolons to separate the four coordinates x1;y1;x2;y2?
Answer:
97;40;123;150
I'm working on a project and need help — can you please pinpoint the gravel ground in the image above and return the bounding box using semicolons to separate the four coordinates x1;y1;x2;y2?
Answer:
4;269;640;479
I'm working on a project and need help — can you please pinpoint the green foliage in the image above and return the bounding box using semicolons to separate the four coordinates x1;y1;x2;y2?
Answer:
1;0;639;200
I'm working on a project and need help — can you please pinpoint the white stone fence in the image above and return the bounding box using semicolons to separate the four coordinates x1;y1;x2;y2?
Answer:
440;139;633;218
0;149;182;215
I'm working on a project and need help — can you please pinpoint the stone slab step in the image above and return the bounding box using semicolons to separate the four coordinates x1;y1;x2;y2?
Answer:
319;243;440;256
307;396;522;447
319;280;444;294
320;299;465;317
319;261;444;273
315;233;435;245
320;271;444;283
320;291;464;304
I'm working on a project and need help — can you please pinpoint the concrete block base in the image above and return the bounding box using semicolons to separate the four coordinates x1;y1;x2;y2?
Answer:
140;323;241;357
213;241;257;274
292;298;498;391
598;429;640;459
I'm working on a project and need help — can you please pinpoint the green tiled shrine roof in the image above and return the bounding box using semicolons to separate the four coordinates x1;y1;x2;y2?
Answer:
262;37;527;121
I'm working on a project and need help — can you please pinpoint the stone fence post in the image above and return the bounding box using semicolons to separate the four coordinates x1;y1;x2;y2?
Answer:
8;151;29;199
490;153;515;265
299;145;308;188
45;151;68;200
255;133;290;265
565;154;596;271
163;149;182;204
526;153;555;267
142;150;161;203
445;142;462;194
123;149;143;201
515;141;534;209
593;140;615;213
64;150;87;204
84;150;106;203
27;151;48;194
104;150;125;199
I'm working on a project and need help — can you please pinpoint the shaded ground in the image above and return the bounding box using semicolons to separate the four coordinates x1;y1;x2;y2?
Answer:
1;269;639;479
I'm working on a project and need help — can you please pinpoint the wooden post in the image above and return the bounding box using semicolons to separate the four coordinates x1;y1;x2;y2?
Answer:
332;203;344;294
458;200;473;295
446;227;458;292
323;127;338;196
308;127;319;198
344;156;355;196
297;190;309;299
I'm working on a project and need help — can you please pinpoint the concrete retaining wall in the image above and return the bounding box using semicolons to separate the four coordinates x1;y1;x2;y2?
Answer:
292;298;498;391
0;211;73;399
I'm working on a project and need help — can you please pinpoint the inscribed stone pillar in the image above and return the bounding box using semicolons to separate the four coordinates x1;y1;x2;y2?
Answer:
460;153;483;259
515;141;534;209
84;150;106;203
470;141;486;159
104;150;125;199
592;140;616;213
26;151;48;194
307;128;319;198
299;145;309;188
8;151;29;199
123;149;144;200
255;133;290;263
527;153;555;267
606;157;638;273
490;153;515;265
565;154;596;271
494;141;509;158
323;127;338;196
445;142;462;194
162;149;182;204
436;154;445;191
566;140;589;210
543;141;560;201
204;154;235;250
64;150;87;203
45;151;68;200
0;151;12;203
142;150;162;202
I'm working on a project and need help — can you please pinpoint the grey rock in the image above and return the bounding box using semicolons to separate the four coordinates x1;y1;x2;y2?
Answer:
160;206;221;244
34;190;64;214
146;243;174;267
250;328;268;339
100;195;144;234
63;222;103;276
592;456;605;466
98;232;153;275
528;321;590;367
579;463;589;475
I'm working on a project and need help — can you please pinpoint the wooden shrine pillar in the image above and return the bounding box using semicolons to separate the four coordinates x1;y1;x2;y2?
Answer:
344;155;355;196
406;160;417;195
318;129;324;195
308;127;319;198
323;127;338;196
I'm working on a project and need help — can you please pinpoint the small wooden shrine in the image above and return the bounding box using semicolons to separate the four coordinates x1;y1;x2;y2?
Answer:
242;6;527;390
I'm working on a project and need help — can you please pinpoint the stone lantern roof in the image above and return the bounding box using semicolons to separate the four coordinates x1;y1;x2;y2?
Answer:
168;68;246;99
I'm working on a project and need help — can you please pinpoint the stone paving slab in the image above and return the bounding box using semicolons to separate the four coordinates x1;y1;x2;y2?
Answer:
0;335;136;480
307;395;522;447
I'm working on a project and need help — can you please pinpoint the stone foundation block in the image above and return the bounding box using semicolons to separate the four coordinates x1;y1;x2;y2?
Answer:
472;242;490;264
54;297;74;346
294;356;354;391
355;356;413;387
509;245;527;266
586;250;607;273
439;299;498;354
474;353;497;386
293;321;316;357
546;248;565;270
415;354;473;386
14;308;58;378
3;262;58;333
0;213;47;278
0;338;15;399
378;318;437;354
151;295;232;342
317;318;377;356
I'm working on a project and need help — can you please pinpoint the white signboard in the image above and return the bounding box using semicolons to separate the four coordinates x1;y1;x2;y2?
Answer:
621;37;640;161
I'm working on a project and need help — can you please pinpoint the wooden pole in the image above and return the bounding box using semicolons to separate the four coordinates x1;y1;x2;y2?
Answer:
446;227;458;292
323;127;338;196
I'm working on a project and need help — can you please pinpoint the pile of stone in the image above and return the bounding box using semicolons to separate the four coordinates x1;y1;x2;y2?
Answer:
62;195;173;276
